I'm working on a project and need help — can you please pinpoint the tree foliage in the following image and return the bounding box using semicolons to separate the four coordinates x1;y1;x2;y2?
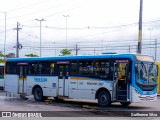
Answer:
0;53;4;57
60;49;72;55
0;52;4;62
5;53;15;58
25;53;39;57
0;59;4;62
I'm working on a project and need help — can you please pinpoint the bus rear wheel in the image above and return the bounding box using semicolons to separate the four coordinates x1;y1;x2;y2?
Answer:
98;91;111;107
33;87;44;101
120;102;131;106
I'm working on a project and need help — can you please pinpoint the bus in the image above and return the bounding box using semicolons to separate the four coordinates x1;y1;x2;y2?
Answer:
0;63;4;90
156;62;160;94
4;53;158;107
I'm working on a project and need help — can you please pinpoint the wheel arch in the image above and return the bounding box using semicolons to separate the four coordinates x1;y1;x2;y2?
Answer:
95;87;111;99
32;85;43;94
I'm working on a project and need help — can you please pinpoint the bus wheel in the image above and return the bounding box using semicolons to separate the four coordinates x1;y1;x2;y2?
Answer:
120;102;131;106
33;87;43;101
98;91;111;107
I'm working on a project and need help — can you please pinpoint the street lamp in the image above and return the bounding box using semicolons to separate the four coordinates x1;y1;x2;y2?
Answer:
0;11;6;59
35;18;45;57
63;15;69;49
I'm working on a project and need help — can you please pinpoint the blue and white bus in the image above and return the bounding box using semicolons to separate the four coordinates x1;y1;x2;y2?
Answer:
4;53;158;107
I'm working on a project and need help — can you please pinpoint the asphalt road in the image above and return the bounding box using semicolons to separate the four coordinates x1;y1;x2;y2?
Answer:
0;91;160;120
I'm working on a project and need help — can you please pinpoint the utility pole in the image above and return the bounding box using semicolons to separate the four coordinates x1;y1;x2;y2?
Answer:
148;28;153;56
94;48;96;55
35;18;46;57
4;12;6;59
63;15;69;49
128;46;130;53
14;22;22;58
155;39;157;61
0;11;6;59
74;44;80;55
137;0;143;54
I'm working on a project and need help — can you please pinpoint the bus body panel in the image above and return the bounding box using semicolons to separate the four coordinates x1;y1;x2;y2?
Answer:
69;89;96;99
44;76;58;97
69;78;112;100
5;75;18;94
69;80;78;90
131;86;157;102
0;79;4;89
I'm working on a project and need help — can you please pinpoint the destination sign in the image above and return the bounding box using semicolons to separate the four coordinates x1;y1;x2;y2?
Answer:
136;55;154;62
115;60;129;63
57;61;69;64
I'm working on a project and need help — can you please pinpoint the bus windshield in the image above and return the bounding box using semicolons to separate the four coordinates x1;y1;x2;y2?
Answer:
135;62;157;90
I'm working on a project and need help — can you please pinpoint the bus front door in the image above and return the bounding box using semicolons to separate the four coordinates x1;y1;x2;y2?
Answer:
113;63;119;101
113;62;130;102
58;65;69;97
18;65;27;95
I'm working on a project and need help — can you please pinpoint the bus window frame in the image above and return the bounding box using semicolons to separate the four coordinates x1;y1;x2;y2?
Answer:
6;62;18;74
28;61;56;76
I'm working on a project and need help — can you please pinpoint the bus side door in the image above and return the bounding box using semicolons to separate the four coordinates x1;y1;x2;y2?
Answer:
112;63;119;101
112;59;131;102
57;62;69;97
18;63;27;94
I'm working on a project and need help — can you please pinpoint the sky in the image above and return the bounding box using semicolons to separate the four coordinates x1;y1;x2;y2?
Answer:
0;0;160;60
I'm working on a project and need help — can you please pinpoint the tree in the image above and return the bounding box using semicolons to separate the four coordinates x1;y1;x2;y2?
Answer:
0;59;4;62
25;53;39;57
5;53;15;58
0;52;4;62
0;52;4;57
60;49;72;55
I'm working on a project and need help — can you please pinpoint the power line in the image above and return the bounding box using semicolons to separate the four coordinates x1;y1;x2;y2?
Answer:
6;0;51;12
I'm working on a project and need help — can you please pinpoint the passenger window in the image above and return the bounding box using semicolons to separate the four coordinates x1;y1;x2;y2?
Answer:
0;66;4;75
78;60;93;75
70;61;77;76
6;62;17;74
29;62;39;75
29;62;55;75
94;59;110;79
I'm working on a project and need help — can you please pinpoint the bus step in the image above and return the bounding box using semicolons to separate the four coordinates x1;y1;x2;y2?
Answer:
117;96;127;101
118;91;127;95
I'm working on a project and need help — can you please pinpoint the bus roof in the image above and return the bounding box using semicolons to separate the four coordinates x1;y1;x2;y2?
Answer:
6;53;138;62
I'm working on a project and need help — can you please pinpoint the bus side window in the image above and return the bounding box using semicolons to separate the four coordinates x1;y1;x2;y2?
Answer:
29;62;38;75
0;67;3;75
78;60;93;76
50;63;54;75
38;63;42;74
6;62;17;74
94;59;110;79
70;61;77;76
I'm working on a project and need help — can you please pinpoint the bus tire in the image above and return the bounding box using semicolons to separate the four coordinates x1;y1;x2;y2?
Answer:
33;87;44;101
120;102;131;106
98;91;111;107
